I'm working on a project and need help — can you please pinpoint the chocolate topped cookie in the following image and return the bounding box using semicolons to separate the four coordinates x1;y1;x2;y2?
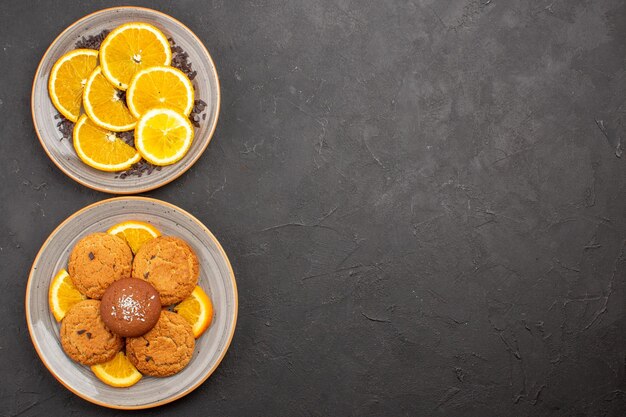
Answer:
60;300;124;365
126;310;195;377
132;236;199;305
68;233;133;299
100;278;161;337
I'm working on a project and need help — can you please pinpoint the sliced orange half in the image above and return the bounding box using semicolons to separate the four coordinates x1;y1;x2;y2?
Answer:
48;269;86;322
134;108;194;166
173;286;213;338
83;67;137;132
126;66;194;118
91;351;142;388
107;220;161;254
48;49;98;122
73;114;141;171
99;22;172;90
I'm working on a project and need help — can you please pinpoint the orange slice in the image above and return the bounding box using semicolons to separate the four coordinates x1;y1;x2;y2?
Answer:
107;220;161;254
83;67;137;132
173;286;213;338
48;49;98;122
91;351;142;387
73;114;141;171
134;108;194;166
48;269;86;322
99;22;172;90
126;66;194;118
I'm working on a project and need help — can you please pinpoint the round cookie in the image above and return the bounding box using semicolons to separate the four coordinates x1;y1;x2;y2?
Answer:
68;233;133;299
60;300;124;366
132;236;199;305
126;310;195;377
100;278;162;337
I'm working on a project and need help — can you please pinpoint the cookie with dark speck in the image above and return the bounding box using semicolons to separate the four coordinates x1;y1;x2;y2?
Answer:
68;233;133;299
131;236;198;305
60;300;123;366
126;311;195;377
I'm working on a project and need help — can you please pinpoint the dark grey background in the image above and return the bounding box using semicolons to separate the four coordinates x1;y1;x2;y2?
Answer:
1;0;625;416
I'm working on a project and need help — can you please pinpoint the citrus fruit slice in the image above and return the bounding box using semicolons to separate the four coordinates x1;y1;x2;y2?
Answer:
73;114;141;172
173;286;213;338
91;351;142;388
134;108;194;166
107;220;161;254
126;66;195;118
48;269;86;322
99;22;172;90
83;67;137;132
48;49;99;122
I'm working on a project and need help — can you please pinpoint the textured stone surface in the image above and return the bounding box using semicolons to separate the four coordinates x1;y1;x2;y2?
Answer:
1;0;625;415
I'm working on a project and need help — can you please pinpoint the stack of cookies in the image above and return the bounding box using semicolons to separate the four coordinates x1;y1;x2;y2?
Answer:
54;229;210;386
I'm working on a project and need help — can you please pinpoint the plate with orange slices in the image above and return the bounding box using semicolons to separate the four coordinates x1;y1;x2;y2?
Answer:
26;197;237;409
31;7;220;194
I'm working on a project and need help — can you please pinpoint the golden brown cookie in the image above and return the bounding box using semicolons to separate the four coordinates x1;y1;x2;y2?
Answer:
131;236;199;305
126;310;195;377
60;300;124;366
68;233;133;299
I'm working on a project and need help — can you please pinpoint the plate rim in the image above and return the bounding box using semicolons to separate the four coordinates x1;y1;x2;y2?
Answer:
25;196;238;409
31;6;222;195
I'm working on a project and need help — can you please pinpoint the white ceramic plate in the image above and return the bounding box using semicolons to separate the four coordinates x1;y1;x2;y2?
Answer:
31;6;221;194
26;197;237;409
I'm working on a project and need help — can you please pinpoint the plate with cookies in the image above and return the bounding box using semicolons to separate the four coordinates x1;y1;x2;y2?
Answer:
31;6;220;194
25;197;237;409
